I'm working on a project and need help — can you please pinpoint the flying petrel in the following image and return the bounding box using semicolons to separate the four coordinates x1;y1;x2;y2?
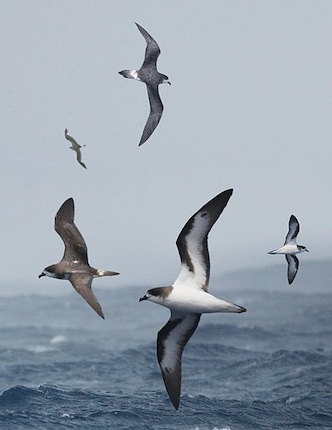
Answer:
139;189;246;409
39;198;119;318
119;22;170;146
64;128;87;169
268;214;309;284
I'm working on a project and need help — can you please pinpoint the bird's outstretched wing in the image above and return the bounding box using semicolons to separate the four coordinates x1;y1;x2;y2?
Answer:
157;311;201;409
284;215;299;245
139;85;164;146
135;22;161;68
69;273;104;319
75;151;87;169
286;254;299;284
55;198;89;264
65;128;81;150
173;189;233;291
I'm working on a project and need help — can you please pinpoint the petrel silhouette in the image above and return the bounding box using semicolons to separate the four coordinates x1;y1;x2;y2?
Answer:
139;190;246;409
39;198;119;318
64;128;87;169
119;23;171;146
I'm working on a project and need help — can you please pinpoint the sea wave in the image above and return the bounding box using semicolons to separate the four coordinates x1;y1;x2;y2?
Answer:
0;291;331;428
0;383;331;430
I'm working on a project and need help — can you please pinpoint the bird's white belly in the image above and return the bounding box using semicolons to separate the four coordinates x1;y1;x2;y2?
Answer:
163;289;237;314
272;244;299;254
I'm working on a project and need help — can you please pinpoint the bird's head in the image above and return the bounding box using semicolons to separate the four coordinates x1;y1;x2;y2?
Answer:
139;289;155;303
38;265;57;279
139;287;171;304
161;74;171;85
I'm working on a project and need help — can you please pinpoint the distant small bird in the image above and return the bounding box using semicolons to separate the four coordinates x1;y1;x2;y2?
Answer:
268;215;309;284
119;22;171;146
64;128;87;169
139;189;246;409
39;198;119;318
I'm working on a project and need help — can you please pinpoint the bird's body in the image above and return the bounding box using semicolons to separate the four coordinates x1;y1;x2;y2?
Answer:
64;128;87;169
268;243;305;255
39;198;119;318
119;23;170;146
268;215;308;284
145;285;243;314
140;189;246;409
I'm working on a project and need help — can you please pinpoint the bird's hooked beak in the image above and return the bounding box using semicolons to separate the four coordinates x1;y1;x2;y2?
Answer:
139;295;147;302
38;273;45;278
162;77;171;85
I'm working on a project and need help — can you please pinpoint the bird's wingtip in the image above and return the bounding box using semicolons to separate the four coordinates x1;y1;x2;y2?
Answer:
171;398;180;410
138;136;147;146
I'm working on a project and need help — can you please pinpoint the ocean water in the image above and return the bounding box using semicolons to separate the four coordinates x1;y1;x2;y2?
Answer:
0;277;331;429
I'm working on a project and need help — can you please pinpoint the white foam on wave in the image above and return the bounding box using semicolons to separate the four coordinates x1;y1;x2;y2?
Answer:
61;413;73;419
50;335;67;344
27;345;55;353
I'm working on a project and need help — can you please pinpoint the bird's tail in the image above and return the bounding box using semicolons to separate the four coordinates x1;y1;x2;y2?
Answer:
97;269;120;277
118;70;138;80
268;249;280;254
229;302;246;313
217;300;246;313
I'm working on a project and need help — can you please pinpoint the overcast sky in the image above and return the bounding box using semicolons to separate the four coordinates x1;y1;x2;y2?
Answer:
1;1;331;295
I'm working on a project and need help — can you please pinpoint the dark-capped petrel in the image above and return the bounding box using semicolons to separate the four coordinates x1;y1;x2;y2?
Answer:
139;189;246;409
119;22;171;146
39;198;119;319
268;214;309;284
64;128;87;169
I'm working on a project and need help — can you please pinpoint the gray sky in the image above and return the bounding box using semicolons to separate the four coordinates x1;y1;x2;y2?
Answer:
1;1;331;295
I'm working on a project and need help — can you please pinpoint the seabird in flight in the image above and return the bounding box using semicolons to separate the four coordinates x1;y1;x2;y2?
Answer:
268;214;308;284
64;128;87;169
39;198;119;318
139;189;246;409
119;23;170;146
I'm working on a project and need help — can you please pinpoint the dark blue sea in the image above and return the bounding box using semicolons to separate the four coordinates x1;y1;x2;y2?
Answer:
0;266;331;429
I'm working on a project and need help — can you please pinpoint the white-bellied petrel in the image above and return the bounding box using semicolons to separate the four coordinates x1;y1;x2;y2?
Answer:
119;22;170;146
268;214;308;284
64;128;87;169
39;198;119;318
139;189;246;409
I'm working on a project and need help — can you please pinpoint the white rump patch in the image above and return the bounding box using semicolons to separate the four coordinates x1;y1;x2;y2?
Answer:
130;70;139;80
